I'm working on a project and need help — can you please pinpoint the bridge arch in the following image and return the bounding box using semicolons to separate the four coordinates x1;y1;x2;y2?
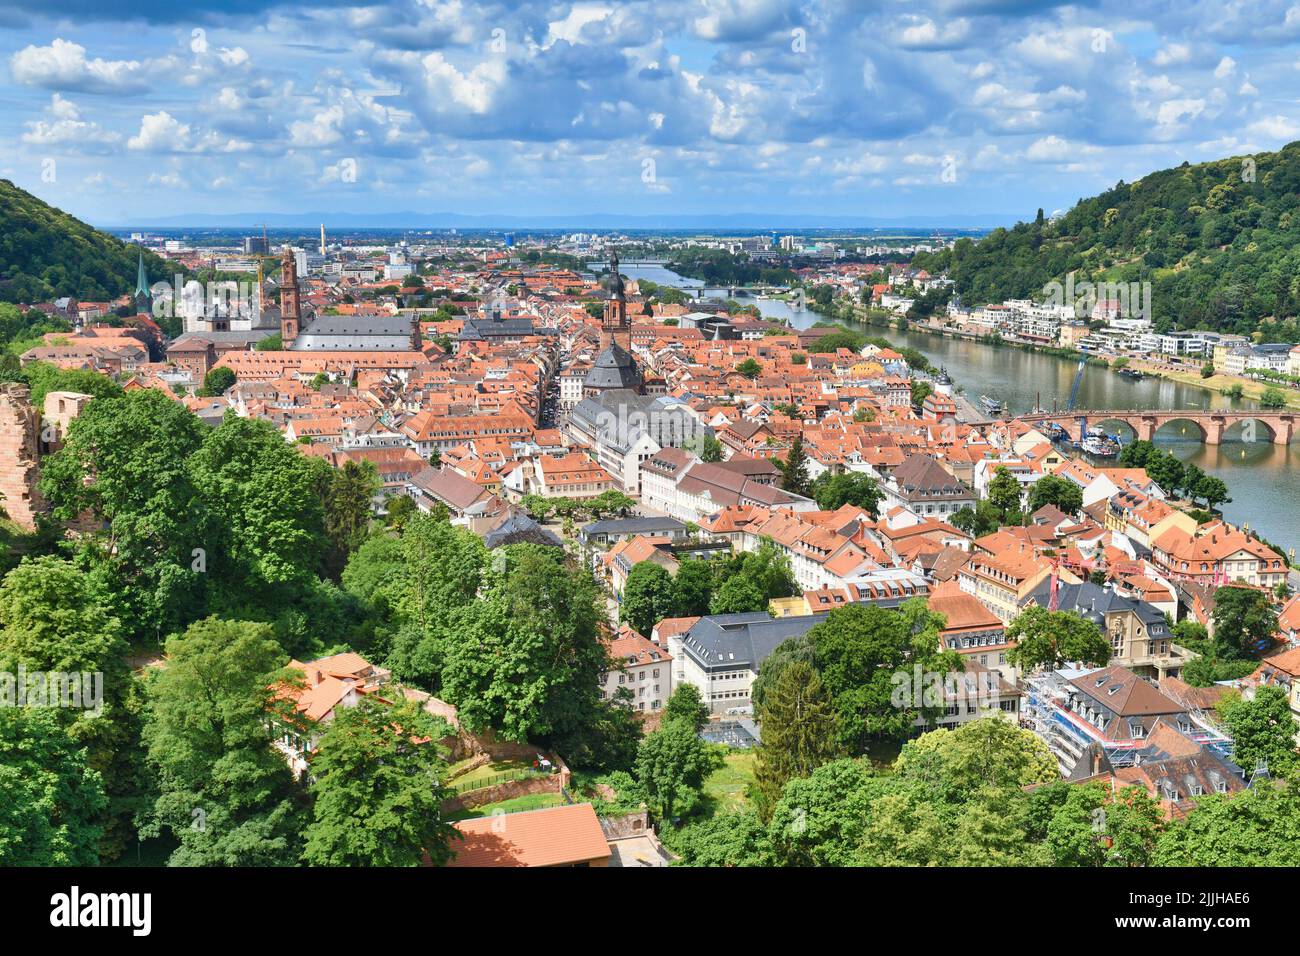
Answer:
1153;417;1209;443
1088;417;1137;443
1222;417;1278;444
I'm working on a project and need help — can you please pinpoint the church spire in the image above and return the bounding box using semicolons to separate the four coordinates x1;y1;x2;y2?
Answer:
133;252;151;313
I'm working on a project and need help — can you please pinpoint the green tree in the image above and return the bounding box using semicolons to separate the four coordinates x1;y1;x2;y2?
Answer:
37;388;209;641
666;810;773;866
1046;783;1165;867
671;559;713;617
0;708;106;866
303;697;456;866
768;758;890;867
1201;362;1215;378
664;683;710;733
895;717;1058;800
199;366;236;397
620;561;677;635
778;435;811;496
709;576;766;615
811;471;882;516
0;555;139;859
951;501;1002;537
384;494;417;530
986;466;1023;521
1005;606;1112;672
753;661;842;819
1196;474;1231;511
1219;685;1298;776
141;617;306;866
1260;386;1287;409
190;415;329;607
1027;475;1084;515
714;540;797;601
1211;585;1277;659
440;544;627;768
735;358;762;379
381;513;488;692
1144;451;1185;497
321;459;380;578
698;433;724;463
635;718;723;819
1118;439;1156;468
858;786;950;865
803;599;960;751
1152;780;1300;866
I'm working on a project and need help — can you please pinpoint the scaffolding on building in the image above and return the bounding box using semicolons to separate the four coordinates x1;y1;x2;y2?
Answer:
1022;669;1234;775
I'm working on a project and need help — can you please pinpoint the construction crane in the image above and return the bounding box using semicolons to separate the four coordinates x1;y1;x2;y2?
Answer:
1066;355;1087;411
1064;351;1090;443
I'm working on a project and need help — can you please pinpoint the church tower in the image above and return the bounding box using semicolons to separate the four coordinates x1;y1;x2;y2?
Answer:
600;248;630;352
582;248;642;399
279;249;301;347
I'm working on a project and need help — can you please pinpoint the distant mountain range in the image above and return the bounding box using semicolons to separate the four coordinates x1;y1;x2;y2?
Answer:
103;210;1014;231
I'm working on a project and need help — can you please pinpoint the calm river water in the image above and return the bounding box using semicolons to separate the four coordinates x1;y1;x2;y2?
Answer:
621;264;1300;556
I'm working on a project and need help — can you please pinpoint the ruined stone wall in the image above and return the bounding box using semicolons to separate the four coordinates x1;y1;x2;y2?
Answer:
0;385;45;530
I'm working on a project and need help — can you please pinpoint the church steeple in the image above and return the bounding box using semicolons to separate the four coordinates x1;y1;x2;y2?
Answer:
582;247;642;399
601;248;629;353
133;252;151;314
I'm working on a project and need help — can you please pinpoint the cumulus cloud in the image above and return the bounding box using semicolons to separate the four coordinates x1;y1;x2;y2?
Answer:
128;110;252;153
3;0;1300;219
10;38;167;93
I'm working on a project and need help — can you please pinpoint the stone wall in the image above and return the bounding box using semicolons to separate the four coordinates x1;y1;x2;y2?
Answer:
440;772;563;813
0;385;45;530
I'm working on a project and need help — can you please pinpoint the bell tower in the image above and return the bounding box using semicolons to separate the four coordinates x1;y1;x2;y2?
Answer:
601;249;629;353
279;249;301;347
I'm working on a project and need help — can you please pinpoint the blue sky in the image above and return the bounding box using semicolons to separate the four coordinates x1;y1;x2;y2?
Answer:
1;0;1299;226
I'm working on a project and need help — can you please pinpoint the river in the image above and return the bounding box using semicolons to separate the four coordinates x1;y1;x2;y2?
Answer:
620;264;1300;556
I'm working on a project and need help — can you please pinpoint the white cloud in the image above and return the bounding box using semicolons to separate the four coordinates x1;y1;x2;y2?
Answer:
10;38;165;94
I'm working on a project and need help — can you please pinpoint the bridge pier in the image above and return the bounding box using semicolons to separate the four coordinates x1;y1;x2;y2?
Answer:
1136;417;1157;442
1273;418;1294;445
1204;418;1225;445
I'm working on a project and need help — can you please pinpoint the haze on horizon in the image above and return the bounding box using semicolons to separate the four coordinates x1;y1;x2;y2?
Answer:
1;0;1298;228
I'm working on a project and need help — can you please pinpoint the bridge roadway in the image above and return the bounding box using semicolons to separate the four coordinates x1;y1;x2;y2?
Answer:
1018;408;1297;445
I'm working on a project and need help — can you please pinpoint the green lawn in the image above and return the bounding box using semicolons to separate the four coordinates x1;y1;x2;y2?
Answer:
447;792;565;821
702;749;757;812
448;757;538;792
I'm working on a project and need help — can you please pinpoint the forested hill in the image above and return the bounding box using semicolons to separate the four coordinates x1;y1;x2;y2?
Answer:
911;141;1300;341
0;179;172;304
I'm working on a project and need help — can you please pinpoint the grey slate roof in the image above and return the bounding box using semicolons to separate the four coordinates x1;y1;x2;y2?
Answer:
583;342;642;391
1021;580;1168;636
581;516;686;538
678;612;823;673
292;314;413;351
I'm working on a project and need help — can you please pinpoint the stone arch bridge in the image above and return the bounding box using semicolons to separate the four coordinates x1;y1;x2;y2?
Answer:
1019;409;1297;445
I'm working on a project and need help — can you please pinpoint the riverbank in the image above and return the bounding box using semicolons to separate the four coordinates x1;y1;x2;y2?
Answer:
1129;358;1300;412
837;306;1300;412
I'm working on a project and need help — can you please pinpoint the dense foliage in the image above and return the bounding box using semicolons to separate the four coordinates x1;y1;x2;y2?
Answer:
912;143;1300;340
0;179;174;304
